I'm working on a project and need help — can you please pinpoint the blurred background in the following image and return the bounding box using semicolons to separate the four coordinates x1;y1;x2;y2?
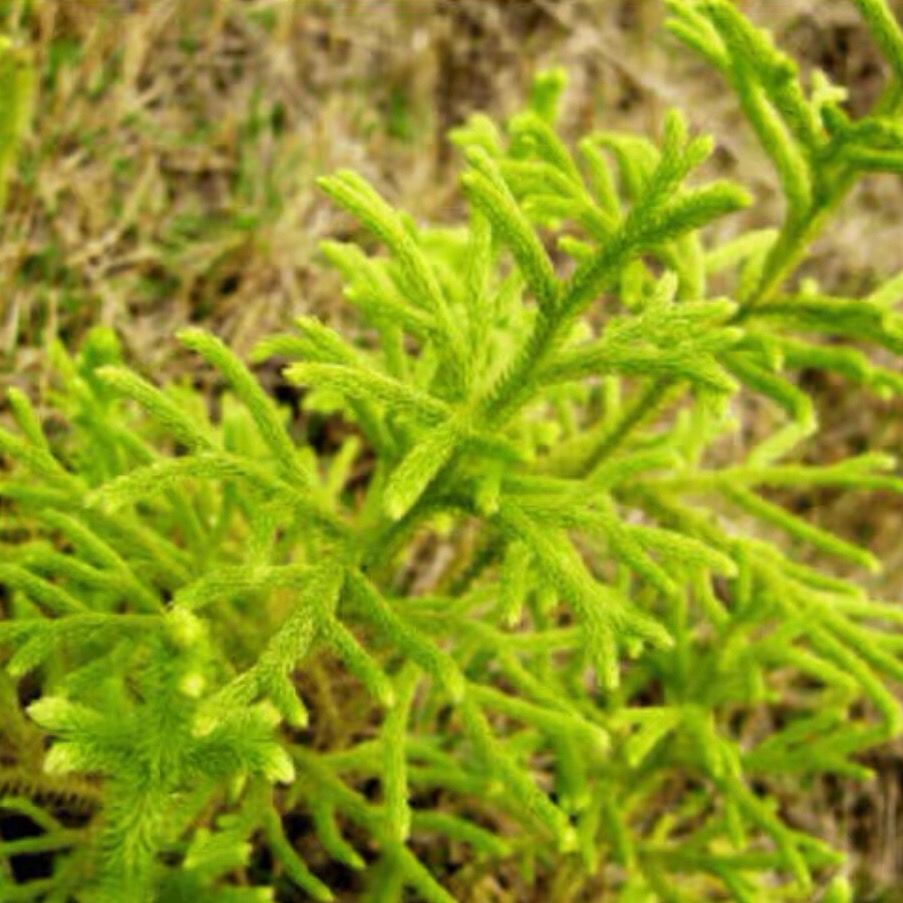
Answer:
2;0;903;895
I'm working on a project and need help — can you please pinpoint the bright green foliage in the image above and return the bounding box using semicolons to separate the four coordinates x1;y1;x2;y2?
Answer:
0;35;33;209
3;2;903;900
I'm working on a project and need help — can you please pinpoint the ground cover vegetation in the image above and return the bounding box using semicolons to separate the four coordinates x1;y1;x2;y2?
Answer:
3;1;903;900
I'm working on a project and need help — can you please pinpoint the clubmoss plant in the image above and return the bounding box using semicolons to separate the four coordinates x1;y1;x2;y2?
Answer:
3;1;903;900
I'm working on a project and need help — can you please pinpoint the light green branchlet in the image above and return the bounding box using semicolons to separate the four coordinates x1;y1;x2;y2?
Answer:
3;1;903;899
